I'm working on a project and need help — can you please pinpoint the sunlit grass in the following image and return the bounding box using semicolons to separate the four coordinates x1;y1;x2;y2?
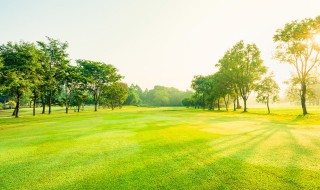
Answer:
0;106;320;189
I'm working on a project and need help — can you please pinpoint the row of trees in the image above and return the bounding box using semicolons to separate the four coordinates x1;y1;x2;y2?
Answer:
188;41;279;114
0;37;128;117
0;36;193;118
187;16;320;115
125;84;193;107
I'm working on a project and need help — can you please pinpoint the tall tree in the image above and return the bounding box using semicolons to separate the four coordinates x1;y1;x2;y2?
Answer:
191;75;209;109
37;37;69;114
77;59;122;111
255;74;280;114
274;16;320;115
61;65;87;113
0;41;41;117
217;41;267;112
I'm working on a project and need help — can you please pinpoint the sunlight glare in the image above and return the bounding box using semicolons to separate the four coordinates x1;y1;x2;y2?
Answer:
314;33;320;45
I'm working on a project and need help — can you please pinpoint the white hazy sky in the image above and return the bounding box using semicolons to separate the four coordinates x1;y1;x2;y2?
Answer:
1;0;320;92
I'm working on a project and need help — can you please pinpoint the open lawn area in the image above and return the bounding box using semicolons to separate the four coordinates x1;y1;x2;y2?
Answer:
1;107;320;189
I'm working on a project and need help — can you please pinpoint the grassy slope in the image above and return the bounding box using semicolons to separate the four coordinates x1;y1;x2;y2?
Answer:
1;106;320;189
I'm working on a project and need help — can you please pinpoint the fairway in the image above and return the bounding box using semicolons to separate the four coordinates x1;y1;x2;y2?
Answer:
1;107;320;189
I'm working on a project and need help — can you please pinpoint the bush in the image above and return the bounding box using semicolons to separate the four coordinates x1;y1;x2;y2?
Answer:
5;100;16;109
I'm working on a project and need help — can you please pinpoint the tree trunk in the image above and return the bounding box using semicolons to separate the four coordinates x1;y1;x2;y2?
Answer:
94;93;98;112
48;90;52;114
33;95;36;116
94;101;98;112
78;104;80;112
212;100;215;110
12;107;16;116
111;102;114;110
15;94;20;118
224;95;229;111
209;101;213;110
41;96;46;114
237;97;241;109
301;82;308;115
202;94;205;109
66;102;69;114
233;98;236;111
218;99;220;111
243;97;247;112
267;98;270;114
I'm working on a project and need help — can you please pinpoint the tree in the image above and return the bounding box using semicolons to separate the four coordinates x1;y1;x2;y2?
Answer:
37;37;69;114
217;41;267;112
191;75;209;109
101;82;129;110
0;41;41;117
77;59;122;111
284;72;319;106
61;65;87;113
182;97;193;108
124;84;142;105
255;74;280;114
274;16;320;115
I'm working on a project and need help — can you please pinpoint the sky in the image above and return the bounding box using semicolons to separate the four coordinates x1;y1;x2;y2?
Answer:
1;0;320;93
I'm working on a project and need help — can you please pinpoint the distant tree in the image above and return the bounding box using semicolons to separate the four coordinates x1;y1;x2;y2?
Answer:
102;82;129;110
274;16;320;115
255;74;280;114
182;97;194;108
77;59;122;111
124;84;142;105
191;75;209;109
37;37;69;114
0;41;41;117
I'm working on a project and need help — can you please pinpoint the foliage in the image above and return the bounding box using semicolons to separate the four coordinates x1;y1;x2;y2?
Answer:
144;86;192;107
255;74;280;114
274;16;320;115
77;59;122;111
284;72;320;105
37;37;69;114
217;40;267;112
182;97;193;108
124;84;142;106
101;82;129;110
0;41;41;117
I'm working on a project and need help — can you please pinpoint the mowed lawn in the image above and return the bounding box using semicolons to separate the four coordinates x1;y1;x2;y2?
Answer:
1;107;320;189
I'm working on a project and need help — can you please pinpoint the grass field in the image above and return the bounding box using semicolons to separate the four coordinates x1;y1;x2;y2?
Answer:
1;106;320;189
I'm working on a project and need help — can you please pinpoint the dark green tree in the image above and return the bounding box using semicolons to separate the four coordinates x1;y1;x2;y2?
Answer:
101;82;129;110
77;59;122;111
0;41;41;117
37;37;69;114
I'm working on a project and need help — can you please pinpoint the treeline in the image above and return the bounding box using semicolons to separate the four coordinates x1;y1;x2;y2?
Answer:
0;38;192;117
0;37;128;117
125;85;193;107
185;16;320;115
184;40;279;114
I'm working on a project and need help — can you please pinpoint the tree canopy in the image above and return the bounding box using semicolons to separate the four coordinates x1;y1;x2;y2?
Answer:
274;16;320;115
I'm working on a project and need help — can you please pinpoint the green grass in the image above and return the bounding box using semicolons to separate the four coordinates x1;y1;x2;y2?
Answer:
1;106;320;189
